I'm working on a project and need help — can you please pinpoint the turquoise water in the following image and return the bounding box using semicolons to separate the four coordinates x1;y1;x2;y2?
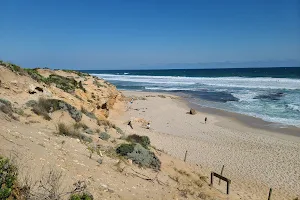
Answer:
85;67;300;127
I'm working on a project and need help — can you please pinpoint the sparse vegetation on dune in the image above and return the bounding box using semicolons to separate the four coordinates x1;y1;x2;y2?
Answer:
29;98;82;122
1;61;87;93
98;132;110;141
0;155;94;200
57;123;92;143
81;107;97;120
0;156;19;199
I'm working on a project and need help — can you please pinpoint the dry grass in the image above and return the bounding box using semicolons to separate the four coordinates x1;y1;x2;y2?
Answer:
57;123;92;143
174;167;191;177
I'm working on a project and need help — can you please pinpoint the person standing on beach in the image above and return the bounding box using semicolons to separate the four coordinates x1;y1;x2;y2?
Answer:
146;122;150;129
205;117;207;124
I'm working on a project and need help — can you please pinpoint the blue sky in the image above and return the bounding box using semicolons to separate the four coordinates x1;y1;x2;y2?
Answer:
0;0;299;69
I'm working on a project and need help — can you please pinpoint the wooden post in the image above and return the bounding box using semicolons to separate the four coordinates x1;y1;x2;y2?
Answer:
184;150;188;162
268;188;272;200
219;165;224;185
210;171;231;195
227;181;230;195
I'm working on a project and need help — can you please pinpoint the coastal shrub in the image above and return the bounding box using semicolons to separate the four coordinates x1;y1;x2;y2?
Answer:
5;62;26;75
0;103;13;116
25;100;37;107
115;127;124;135
32;103;51;120
116;143;135;156
98;132;110;141
74;122;88;130
0;100;19;120
15;108;24;116
85;128;93;135
57;123;73;137
81;107;97;120
24;68;47;82
62;69;89;77
127;134;150;149
46;74;78;93
57;123;92;143
32;98;82;122
0;156;18;199
127;144;161;170
0;98;12;107
69;192;93;200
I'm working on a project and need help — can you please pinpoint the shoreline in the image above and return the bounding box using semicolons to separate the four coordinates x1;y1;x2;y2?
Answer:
116;89;300;199
121;89;300;138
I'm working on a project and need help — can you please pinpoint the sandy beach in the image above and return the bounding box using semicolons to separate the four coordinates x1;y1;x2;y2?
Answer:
112;90;300;200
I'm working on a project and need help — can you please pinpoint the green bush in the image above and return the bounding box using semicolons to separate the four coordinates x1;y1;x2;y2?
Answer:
0;98;12;107
116;143;161;170
69;192;93;200
0;156;18;199
46;74;78;93
127;134;150;149
24;68;47;82
98;132;110;141
127;144;161;170
116;143;135;156
115;127;124;135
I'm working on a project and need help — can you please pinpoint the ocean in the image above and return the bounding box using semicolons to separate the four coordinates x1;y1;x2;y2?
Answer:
84;67;300;127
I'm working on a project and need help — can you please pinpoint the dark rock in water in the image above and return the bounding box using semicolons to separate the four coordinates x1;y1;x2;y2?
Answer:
254;92;284;101
190;108;196;115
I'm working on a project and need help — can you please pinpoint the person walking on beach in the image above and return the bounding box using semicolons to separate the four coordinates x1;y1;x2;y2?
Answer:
205;117;207;124
128;120;133;129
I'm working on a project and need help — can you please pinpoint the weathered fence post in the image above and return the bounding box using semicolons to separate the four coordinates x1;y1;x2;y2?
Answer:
219;165;224;185
184;150;188;162
268;188;272;200
227;180;230;195
210;171;231;195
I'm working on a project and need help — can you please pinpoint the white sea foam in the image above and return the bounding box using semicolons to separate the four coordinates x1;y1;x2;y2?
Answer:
287;104;300;112
93;73;300;127
93;74;300;90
